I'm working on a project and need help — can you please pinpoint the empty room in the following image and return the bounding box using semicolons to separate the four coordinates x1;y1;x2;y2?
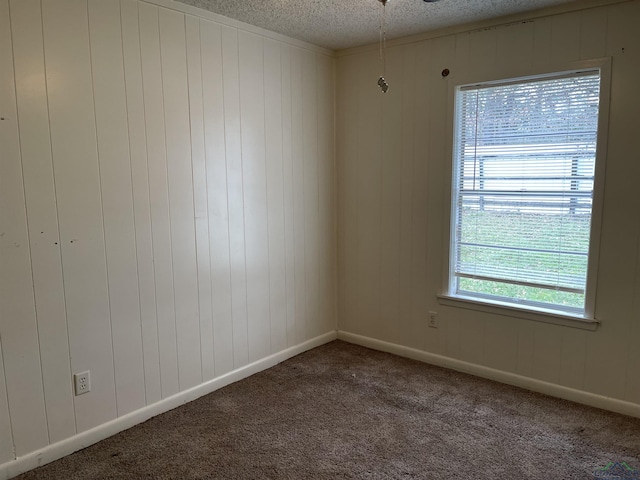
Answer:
1;0;639;478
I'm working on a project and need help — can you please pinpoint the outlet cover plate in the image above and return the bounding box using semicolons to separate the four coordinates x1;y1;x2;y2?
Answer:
428;311;439;328
74;371;91;396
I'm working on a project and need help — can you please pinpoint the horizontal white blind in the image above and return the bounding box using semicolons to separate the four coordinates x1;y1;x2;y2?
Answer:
452;70;601;312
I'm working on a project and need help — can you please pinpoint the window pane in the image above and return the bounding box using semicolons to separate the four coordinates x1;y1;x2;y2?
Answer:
457;278;585;310
451;70;601;314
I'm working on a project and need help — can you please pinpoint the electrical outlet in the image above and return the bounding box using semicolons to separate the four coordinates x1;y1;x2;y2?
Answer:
428;311;439;328
74;371;91;396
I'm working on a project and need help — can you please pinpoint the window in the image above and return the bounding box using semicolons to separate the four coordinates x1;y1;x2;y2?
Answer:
448;69;605;319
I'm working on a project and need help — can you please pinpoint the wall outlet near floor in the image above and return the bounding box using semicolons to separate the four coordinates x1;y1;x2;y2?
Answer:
428;311;439;328
74;370;91;396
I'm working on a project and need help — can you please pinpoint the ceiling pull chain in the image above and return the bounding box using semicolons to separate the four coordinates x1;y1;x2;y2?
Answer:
378;0;389;93
375;0;442;93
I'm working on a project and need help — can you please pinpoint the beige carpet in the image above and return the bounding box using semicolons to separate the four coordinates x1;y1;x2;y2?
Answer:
14;340;640;479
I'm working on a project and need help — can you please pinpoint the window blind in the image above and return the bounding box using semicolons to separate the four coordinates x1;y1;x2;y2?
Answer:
451;70;601;313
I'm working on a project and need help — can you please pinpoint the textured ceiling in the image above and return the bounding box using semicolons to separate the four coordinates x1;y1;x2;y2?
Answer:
175;0;579;50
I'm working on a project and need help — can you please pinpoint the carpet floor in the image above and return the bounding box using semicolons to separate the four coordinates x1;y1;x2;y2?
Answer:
14;340;640;479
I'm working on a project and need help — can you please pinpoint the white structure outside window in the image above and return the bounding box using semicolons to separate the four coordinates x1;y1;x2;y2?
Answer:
447;66;608;321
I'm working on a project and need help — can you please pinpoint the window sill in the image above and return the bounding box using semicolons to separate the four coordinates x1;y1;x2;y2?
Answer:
437;294;600;331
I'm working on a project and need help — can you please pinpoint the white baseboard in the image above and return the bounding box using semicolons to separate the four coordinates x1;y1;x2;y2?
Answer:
0;331;337;480
337;330;640;419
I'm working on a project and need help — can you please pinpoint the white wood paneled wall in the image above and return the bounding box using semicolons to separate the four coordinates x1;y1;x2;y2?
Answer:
0;0;335;463
337;1;640;406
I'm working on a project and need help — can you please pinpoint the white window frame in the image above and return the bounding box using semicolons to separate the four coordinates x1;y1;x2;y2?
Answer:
439;59;611;329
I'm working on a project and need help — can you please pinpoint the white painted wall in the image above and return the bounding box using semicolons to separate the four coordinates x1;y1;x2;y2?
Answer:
337;0;640;409
3;0;639;475
0;0;335;467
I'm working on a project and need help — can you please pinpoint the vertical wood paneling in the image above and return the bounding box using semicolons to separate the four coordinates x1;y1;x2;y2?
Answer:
302;50;321;339
291;47;307;344
239;31;271;363
281;46;297;347
580;9;607;59
532;18;552;69
452;31;470;79
407;40;430;351
3;0;336;467
583;0;640;400
483;317;518;373
264;38;287;354
138;2;179;398
9;0;76;442
629;34;640;401
41;0;117;433
378;47;403;345
516;322;535;378
550;12;581;64
221;25;249;369
120;0;161;405
628;230;640;404
5;0;640;468
559;330;587;390
458;312;484;366
397;45;416;348
444;307;461;359
88;0;145;417
336;56;346;336
186;15;215;382
495;21;534;78
0;0;49;454
0;337;14;463
318;53;335;335
425;35;455;356
466;28;497;81
356;51;382;340
337;0;640;411
337;54;360;336
159;7;201;391
200;19;234;376
532;324;562;384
